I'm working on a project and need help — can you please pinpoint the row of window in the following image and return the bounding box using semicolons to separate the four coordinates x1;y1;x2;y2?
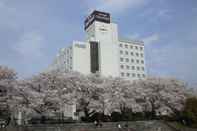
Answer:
62;56;72;64
120;58;144;64
61;49;72;55
121;72;146;78
119;44;143;50
62;61;72;70
120;50;144;57
120;65;145;71
61;54;72;59
64;65;72;70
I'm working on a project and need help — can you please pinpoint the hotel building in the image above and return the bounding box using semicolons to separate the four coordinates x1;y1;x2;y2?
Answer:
48;11;146;80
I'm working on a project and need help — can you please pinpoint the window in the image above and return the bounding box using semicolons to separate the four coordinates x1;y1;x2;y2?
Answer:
132;73;136;77
141;67;145;71
140;47;143;50
130;52;134;56
126;65;130;69
120;58;124;62
120;50;123;54
137;66;140;70
131;59;134;63
137;74;141;78
135;46;138;50
136;59;139;64
143;74;146;78
121;72;124;77
127;73;130;77
125;51;128;55
130;45;133;49
126;58;129;62
125;44;128;48
141;60;144;64
132;66;135;70
120;65;124;69
120;44;123;47
136;53;139;57
90;41;99;73
140;53;144;57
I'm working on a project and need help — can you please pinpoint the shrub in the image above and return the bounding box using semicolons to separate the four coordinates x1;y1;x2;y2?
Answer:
111;112;122;122
182;97;197;127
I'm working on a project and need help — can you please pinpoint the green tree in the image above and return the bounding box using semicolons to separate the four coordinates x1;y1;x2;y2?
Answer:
182;97;197;127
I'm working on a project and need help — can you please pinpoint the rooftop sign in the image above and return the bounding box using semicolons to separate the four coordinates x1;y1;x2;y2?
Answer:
84;10;110;30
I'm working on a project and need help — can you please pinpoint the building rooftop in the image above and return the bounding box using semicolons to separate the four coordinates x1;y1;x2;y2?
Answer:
119;37;144;46
84;10;111;30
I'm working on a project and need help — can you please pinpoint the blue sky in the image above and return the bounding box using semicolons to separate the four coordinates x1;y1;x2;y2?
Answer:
0;0;197;86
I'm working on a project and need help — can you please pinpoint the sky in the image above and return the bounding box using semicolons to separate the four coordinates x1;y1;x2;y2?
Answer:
0;0;197;86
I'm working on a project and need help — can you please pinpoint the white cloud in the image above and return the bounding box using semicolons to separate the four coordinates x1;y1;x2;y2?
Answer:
158;9;169;16
192;7;197;12
158;9;172;19
87;0;147;14
0;1;5;8
127;33;140;39
142;34;160;45
11;31;48;77
126;33;160;44
146;41;197;86
140;8;172;23
13;32;45;60
0;1;16;12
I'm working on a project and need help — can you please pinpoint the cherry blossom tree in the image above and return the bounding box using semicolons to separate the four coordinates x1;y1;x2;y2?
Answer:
76;74;105;120
10;70;91;121
0;66;17;125
0;66;191;122
134;77;188;117
73;74;190;120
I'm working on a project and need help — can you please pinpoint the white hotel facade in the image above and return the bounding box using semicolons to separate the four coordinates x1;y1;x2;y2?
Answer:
49;11;146;80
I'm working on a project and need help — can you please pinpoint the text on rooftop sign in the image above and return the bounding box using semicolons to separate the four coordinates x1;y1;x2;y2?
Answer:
84;11;110;30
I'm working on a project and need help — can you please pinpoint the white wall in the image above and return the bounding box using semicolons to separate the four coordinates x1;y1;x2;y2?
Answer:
49;17;147;80
47;46;72;72
72;41;90;75
118;40;146;80
86;21;119;77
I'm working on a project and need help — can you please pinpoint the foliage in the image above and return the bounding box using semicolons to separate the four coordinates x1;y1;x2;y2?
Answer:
0;65;192;123
0;66;17;80
0;66;17;125
181;97;197;127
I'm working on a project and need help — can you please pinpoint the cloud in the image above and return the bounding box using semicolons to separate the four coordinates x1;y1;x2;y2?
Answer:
86;0;148;14
142;34;160;45
126;33;160;45
127;33;160;45
192;7;197;12
0;1;16;12
11;31;48;77
158;9;172;19
158;9;169;17
140;8;172;24
146;41;197;86
13;32;45;60
127;33;140;40
0;1;5;8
